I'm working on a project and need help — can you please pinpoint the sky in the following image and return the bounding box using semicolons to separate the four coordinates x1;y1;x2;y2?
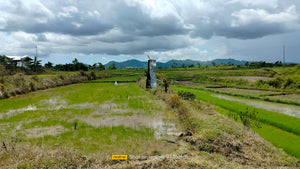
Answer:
0;0;300;65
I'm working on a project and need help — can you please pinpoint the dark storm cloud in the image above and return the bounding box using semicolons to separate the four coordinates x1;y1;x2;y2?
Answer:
1;0;298;40
216;23;288;39
68;35;191;55
110;2;188;37
0;0;300;63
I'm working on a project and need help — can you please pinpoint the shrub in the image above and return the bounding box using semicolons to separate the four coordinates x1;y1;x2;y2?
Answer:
80;71;86;77
59;74;65;80
31;75;39;81
163;79;169;92
168;94;181;108
29;82;36;91
283;77;294;89
90;71;96;80
178;91;195;100
228;108;261;128
268;77;284;88
0;83;4;92
255;79;266;88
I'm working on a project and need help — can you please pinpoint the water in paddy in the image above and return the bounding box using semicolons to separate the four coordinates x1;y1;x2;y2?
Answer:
0;95;181;139
213;94;300;118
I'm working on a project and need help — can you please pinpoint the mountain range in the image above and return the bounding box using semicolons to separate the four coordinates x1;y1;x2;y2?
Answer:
105;58;246;68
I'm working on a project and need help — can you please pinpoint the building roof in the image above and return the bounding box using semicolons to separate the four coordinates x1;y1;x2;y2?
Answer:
6;55;33;61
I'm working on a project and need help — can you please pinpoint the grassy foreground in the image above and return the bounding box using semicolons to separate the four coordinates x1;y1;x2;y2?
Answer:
0;82;178;168
172;86;300;158
0;75;299;168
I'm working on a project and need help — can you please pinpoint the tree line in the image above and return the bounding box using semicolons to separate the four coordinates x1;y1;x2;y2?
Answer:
0;55;110;75
171;60;291;69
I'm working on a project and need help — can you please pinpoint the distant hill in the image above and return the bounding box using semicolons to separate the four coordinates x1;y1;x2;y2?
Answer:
105;58;246;68
105;59;147;68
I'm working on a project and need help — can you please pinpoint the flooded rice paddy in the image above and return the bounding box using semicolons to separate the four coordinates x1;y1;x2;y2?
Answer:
213;94;300;118
0;83;181;140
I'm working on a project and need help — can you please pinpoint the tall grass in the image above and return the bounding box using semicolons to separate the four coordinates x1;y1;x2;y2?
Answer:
0;72;110;100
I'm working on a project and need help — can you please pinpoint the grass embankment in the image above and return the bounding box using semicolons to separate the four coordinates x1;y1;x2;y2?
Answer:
0;71;110;100
133;77;299;168
162;65;300;92
0;82;177;168
195;86;300;107
92;76;141;82
172;86;300;158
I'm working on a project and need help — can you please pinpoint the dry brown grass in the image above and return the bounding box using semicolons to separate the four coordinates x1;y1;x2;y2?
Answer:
177;99;299;168
0;142;95;169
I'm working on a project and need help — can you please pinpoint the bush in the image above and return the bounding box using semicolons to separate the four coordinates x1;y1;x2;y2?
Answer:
283;77;294;89
0;83;4;98
90;71;96;80
255;79;267;88
268;77;284;88
0;83;4;92
228;108;261;128
29;82;36;91
178;91;195;100
168;94;181;108
80;71;86;77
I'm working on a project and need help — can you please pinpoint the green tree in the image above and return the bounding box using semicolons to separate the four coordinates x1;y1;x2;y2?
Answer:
212;61;216;66
98;62;105;71
108;62;117;69
197;62;201;68
31;56;42;73
189;64;194;68
44;61;53;69
172;62;177;68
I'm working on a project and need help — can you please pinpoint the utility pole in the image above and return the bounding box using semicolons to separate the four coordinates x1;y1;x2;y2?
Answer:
35;40;38;74
283;45;285;69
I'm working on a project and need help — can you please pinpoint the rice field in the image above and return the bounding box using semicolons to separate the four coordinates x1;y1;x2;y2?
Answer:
172;86;300;158
0;82;180;167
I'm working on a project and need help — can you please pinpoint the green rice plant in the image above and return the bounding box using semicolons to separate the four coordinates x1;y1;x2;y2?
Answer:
93;76;141;82
172;86;300;157
172;86;300;136
253;124;300;158
228;108;261;128
178;91;195;100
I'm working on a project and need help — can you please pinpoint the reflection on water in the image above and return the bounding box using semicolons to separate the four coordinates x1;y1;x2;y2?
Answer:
1;97;181;139
82;113;181;139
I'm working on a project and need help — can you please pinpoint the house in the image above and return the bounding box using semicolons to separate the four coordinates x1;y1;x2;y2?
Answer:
6;55;34;67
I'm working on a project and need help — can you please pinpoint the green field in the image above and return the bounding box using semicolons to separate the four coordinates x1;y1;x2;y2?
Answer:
1;65;300;168
93;75;141;82
0;82;179;167
172;86;300;158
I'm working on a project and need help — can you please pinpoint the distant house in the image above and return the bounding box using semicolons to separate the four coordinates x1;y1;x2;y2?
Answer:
6;55;34;67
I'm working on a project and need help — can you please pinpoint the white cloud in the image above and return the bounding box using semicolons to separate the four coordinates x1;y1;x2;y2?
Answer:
72;22;82;28
228;0;278;8
231;5;298;27
57;6;78;18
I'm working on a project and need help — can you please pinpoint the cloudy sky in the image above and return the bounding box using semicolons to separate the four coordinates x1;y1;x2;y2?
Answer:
0;0;300;65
